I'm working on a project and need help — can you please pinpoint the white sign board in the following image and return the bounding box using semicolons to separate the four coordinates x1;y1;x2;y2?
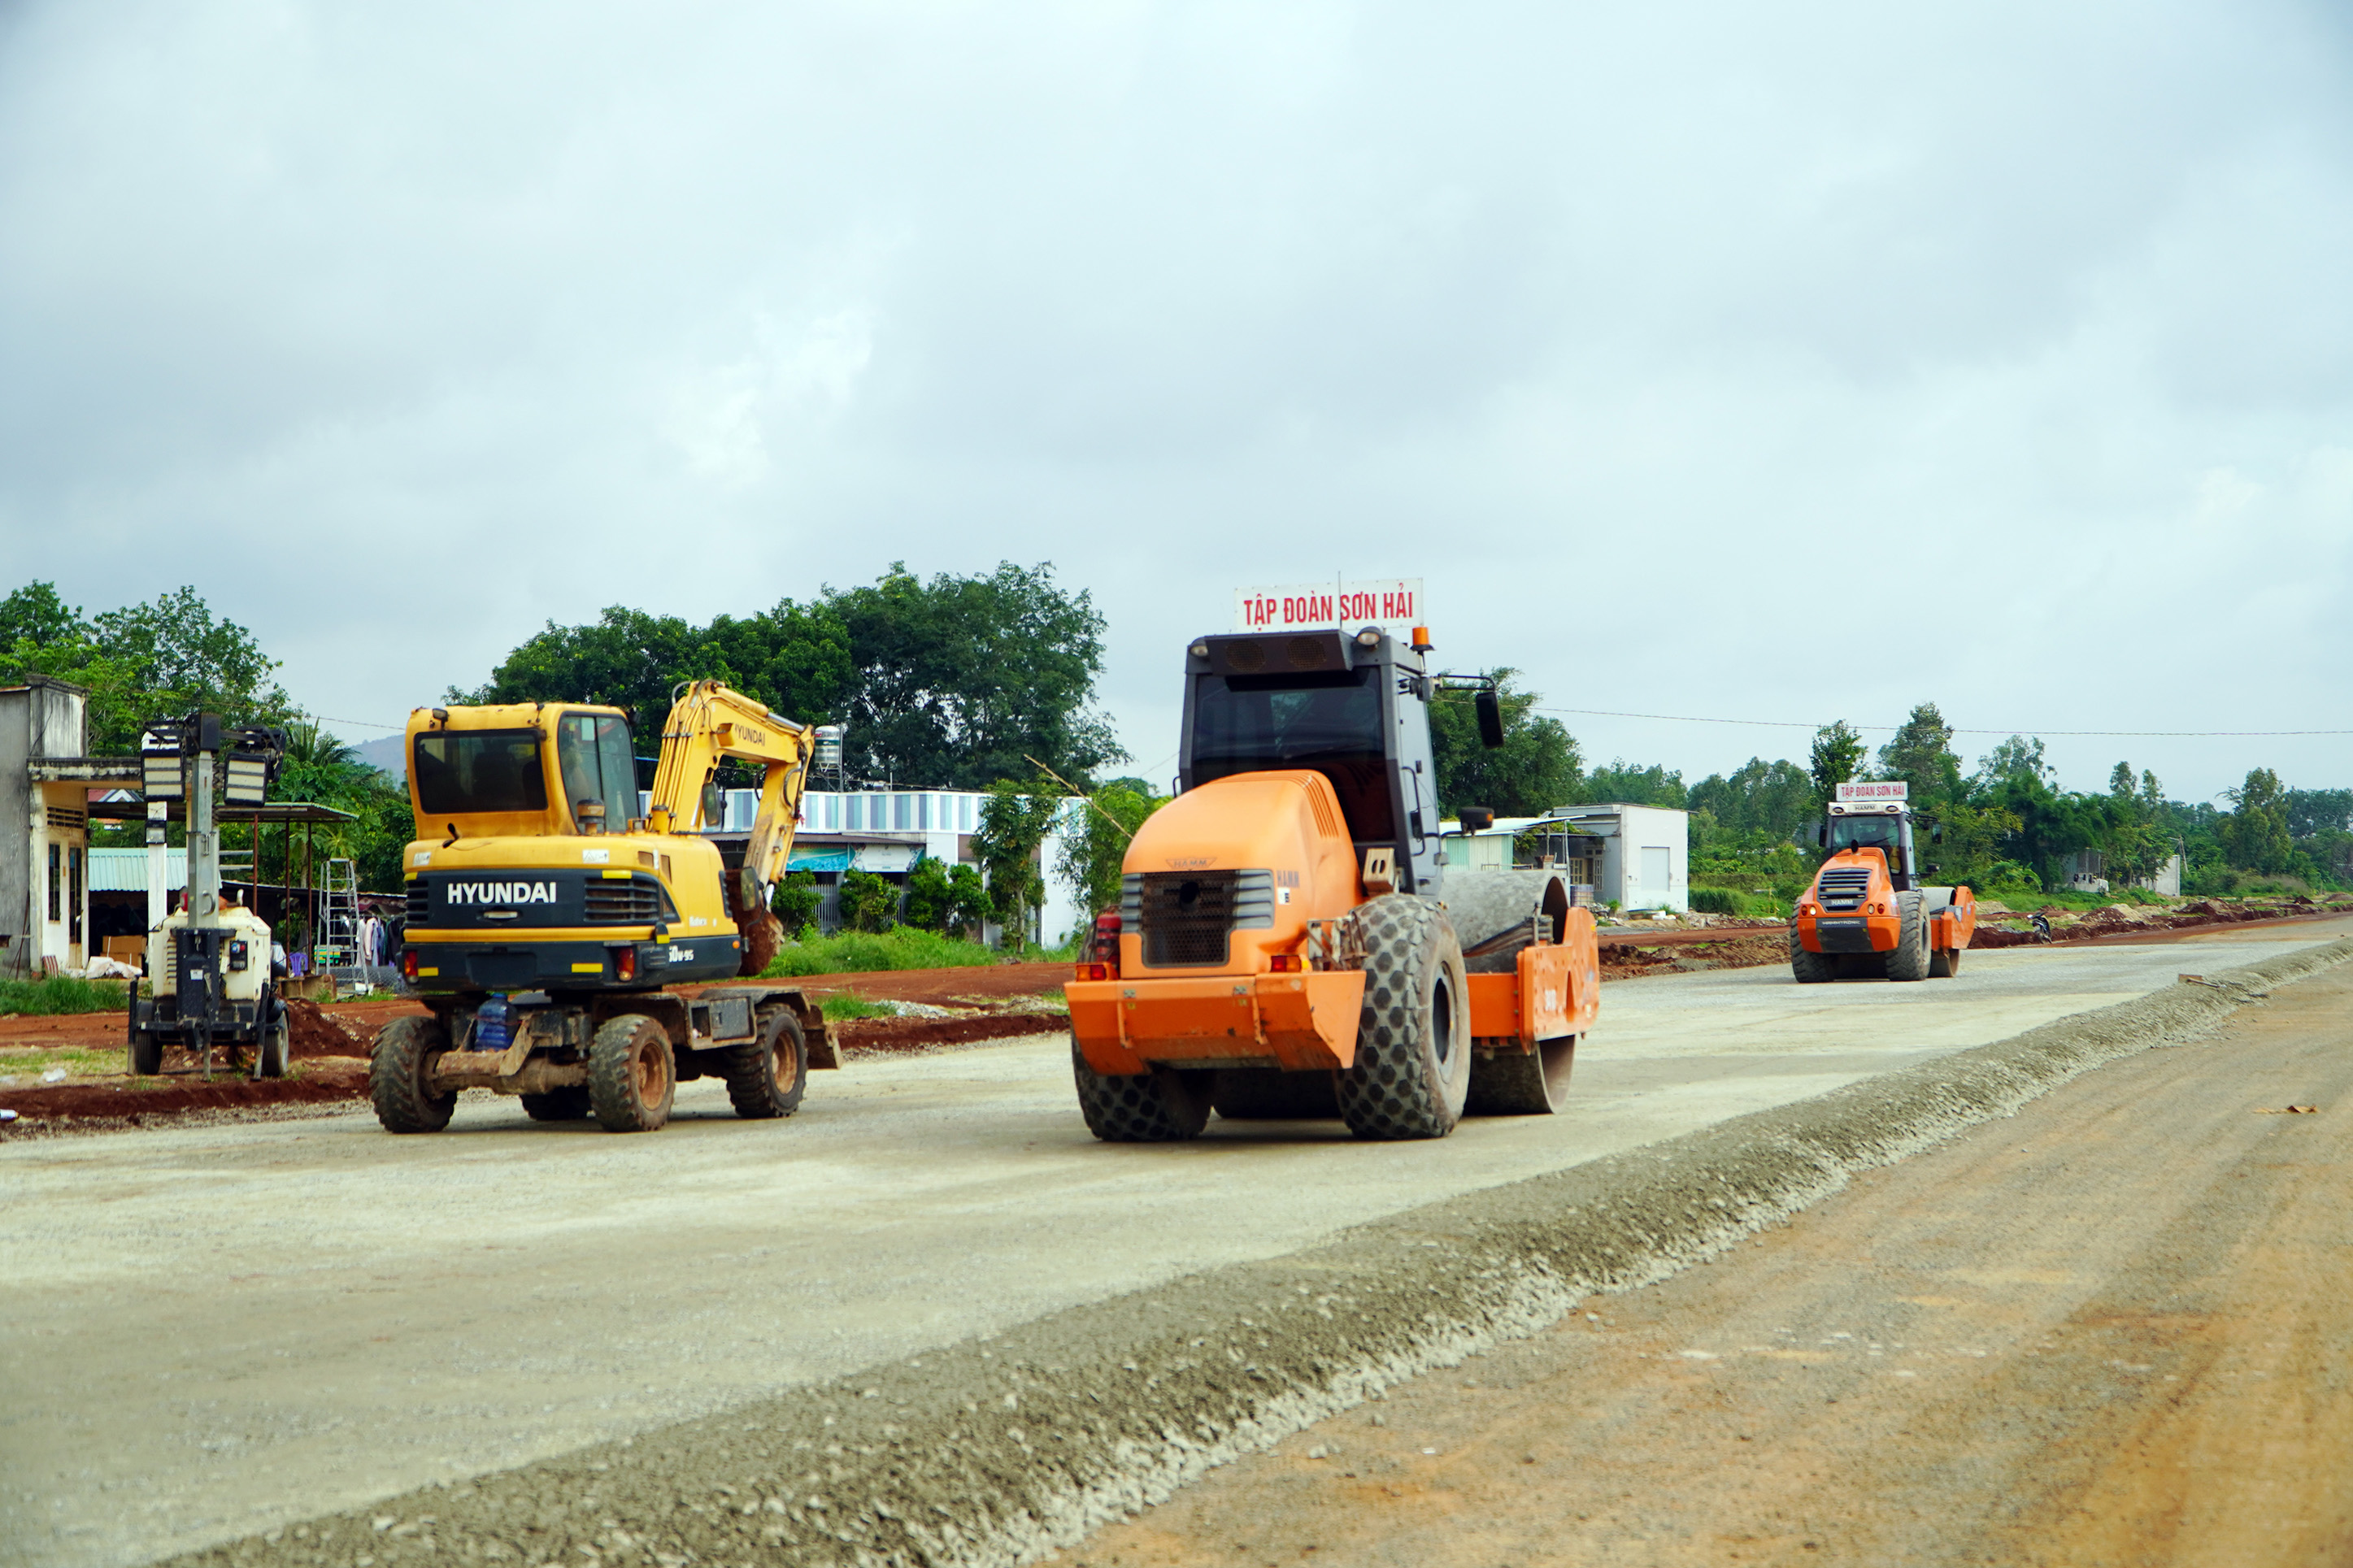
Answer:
1835;780;1907;802
1235;579;1424;635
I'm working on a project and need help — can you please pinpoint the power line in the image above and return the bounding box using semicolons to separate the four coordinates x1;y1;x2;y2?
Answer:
1530;706;2352;739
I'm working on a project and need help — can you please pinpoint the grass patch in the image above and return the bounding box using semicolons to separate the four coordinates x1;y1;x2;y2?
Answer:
0;975;131;1018
759;925;1004;978
0;1045;125;1080
819;995;900;1023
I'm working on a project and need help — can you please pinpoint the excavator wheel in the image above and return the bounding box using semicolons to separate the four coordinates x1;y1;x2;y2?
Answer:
738;907;784;978
589;1014;676;1132
1886;890;1933;982
1790;928;1838;984
1072;1040;1212;1141
371;1015;456;1134
725;1006;807;1119
1335;895;1471;1140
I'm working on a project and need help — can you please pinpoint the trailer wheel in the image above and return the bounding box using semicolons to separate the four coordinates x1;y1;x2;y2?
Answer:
1072;1041;1211;1142
725;1006;807;1119
1790;928;1838;984
1336;895;1471;1140
372;1016;456;1133
1887;891;1932;982
1466;1036;1577;1115
589;1014;676;1131
520;1086;593;1121
258;1015;291;1079
130;1031;163;1075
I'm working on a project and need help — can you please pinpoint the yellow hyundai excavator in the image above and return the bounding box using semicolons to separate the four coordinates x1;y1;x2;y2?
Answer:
371;680;832;1134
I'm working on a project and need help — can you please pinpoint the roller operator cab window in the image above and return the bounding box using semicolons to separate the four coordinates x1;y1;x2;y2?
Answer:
1829;814;1902;853
414;730;550;815
556;712;637;833
1190;669;1395;841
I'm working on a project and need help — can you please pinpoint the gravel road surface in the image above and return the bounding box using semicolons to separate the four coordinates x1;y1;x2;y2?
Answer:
2;923;2346;1568
1079;946;2353;1567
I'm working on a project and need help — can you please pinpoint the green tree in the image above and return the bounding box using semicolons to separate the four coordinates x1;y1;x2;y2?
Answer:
458;562;1116;788
2220;767;2294;873
902;857;955;931
1808;721;1865;811
1686;758;1813;839
2;582;289;752
973;781;1059;946
945;863;991;939
1571;760;1687;808
1877;704;1963;801
836;869;902;932
769;870;823;932
1054;782;1164;920
1429;670;1581;817
828;562;1120;788
1975;735;2053;788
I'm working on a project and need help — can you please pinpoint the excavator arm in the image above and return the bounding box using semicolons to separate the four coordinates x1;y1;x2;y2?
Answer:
646;681;816;933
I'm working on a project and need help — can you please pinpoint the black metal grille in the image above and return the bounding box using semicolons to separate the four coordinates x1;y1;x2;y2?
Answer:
407;883;428;924
1138;871;1238;966
1814;918;1875;953
585;879;663;923
1816;868;1873;911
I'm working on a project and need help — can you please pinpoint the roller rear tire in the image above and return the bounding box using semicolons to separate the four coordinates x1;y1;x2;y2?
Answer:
589;1014;676;1132
1790;929;1838;984
1335;896;1471;1140
372;1015;455;1133
1072;1041;1211;1142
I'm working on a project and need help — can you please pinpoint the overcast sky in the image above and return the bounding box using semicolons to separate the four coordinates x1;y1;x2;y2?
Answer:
2;2;2347;802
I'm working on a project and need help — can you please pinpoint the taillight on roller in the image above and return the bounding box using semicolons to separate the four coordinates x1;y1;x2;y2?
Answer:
1073;962;1110;982
1090;910;1121;977
1268;953;1303;973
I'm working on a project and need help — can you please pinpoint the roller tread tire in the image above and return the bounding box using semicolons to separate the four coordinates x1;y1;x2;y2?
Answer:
520;1086;593;1121
1887;890;1932;982
371;1015;456;1133
725;1006;808;1119
1790;929;1839;984
1072;1041;1211;1142
1335;895;1471;1140
589;1014;676;1132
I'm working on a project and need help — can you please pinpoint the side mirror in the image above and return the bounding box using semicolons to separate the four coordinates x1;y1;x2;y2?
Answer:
1816;824;1827;848
1475;688;1505;749
1928;863;1942;875
1930;824;1945;845
1460;806;1494;832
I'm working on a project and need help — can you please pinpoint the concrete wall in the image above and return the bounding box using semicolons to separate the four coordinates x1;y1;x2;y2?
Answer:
0;680;92;978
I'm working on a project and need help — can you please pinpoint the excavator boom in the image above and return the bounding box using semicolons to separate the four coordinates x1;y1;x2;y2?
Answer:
646;680;816;919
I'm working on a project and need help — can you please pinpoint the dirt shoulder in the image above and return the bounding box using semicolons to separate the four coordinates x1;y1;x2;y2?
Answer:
1079;957;2353;1566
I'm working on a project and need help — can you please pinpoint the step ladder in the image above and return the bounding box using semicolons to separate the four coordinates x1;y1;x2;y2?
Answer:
317;858;361;966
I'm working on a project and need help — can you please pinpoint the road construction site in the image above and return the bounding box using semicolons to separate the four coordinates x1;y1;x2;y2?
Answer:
4;919;2348;1568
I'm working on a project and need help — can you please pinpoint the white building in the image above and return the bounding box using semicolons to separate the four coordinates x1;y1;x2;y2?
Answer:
1440;802;1690;914
701;785;1092;945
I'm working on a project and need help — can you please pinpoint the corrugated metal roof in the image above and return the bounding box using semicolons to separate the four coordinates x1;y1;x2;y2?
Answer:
87;848;188;893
